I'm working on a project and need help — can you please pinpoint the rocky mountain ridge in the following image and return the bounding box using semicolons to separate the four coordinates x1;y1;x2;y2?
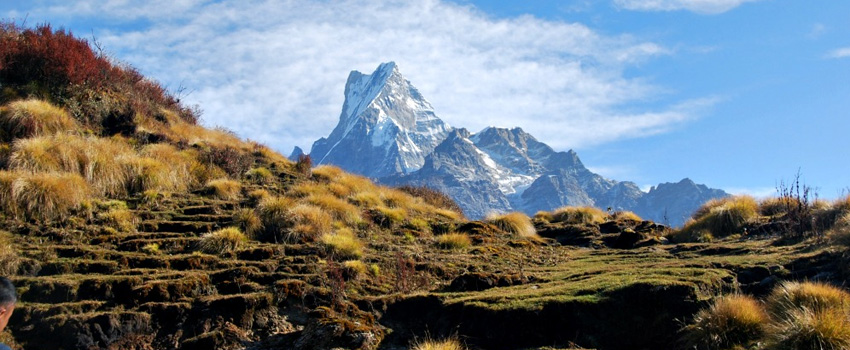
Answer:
307;62;728;225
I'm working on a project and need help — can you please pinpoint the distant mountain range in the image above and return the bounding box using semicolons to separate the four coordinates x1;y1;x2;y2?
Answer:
302;62;728;226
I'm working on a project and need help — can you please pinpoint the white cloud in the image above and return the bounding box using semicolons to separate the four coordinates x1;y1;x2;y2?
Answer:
726;187;776;198
11;0;708;153
827;47;850;59
613;0;762;14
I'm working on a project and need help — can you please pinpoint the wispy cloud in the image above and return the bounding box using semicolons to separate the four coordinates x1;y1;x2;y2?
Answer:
726;186;776;198
8;0;709;152
613;0;763;14
826;47;850;59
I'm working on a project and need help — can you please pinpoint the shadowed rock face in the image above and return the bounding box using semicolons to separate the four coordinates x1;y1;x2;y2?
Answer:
308;62;728;224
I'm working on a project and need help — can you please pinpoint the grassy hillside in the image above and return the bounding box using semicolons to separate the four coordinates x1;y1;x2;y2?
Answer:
1;22;850;350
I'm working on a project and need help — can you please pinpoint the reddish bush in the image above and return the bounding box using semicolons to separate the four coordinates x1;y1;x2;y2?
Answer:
0;23;110;93
0;22;199;127
295;154;312;177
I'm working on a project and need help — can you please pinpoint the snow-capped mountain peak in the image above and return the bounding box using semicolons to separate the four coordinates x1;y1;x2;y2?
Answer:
310;62;453;178
306;62;729;224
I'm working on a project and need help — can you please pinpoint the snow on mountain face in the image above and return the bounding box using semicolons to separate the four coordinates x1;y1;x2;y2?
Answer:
310;62;452;179
306;62;729;224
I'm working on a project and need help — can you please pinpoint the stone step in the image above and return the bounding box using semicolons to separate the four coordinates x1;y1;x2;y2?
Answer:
139;220;219;234
38;259;121;276
117;237;201;254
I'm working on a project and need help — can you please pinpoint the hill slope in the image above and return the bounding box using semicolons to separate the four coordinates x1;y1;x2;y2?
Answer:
2;22;850;350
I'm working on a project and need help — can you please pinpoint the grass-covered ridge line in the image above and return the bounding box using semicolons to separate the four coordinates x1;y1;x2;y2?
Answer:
1;20;850;350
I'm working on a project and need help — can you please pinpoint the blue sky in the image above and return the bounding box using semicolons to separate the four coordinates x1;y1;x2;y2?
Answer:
2;0;848;198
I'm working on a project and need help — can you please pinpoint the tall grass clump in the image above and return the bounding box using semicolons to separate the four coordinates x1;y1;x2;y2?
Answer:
198;227;248;255
827;213;850;247
410;337;466;350
233;208;262;237
767;306;850;350
436;233;472;250
306;193;361;224
550;206;608;225
766;281;850;318
287;204;333;242
0;99;79;141
369;206;408;228
10;134;136;196
760;196;802;217
320;228;363;259
256;196;295;240
486;212;538;238
673;196;758;242
682;294;768;350
380;187;416;209
245;167;274;184
764;281;850;350
138;143;196;191
0;231;20;276
612;210;643;222
11;171;90;221
396;185;464;217
203;178;241;200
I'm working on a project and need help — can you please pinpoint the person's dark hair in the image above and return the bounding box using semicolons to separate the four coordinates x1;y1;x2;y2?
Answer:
0;277;16;305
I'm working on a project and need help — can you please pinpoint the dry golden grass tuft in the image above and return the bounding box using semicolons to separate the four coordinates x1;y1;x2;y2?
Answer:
533;211;554;223
550;206;608;225
245;167;275;185
672;196;758;242
380;187;415;209
204;178;241;200
351;191;382;208
827;213;850;247
0;231;20;276
8;171;90;221
198;227;248;255
342;259;368;277
834;195;850;213
287;204;333;242
290;182;330;198
139;143;196;191
410;337;467;350
612;211;643;222
168;122;249;150
0;171;18;216
396;185;464;217
486;212;538;238
257;196;295;237
335;172;374;195
371;206;408;227
233;208;263;236
245;167;274;185
433;208;463;222
682;294;768;350
10;134;136;196
306;193;361;225
320;228;363;259
0;99;79;141
766;281;850;318
767;307;850;350
97;207;136;232
311;165;344;182
436;233;472;250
